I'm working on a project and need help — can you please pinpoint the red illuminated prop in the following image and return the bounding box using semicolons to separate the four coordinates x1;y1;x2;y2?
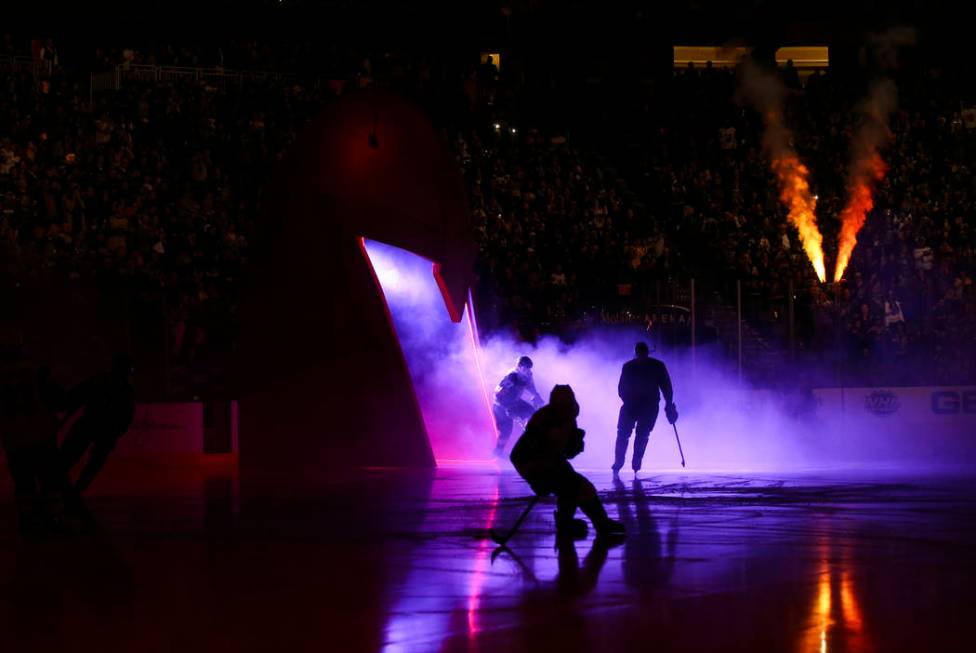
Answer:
239;87;476;477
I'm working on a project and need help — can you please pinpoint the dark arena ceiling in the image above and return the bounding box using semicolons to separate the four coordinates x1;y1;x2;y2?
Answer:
15;0;957;53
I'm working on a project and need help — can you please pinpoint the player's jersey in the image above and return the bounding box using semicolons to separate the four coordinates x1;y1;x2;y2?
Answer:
494;370;535;407
617;357;673;405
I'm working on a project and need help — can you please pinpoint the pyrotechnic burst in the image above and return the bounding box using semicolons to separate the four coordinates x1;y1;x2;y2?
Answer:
832;79;897;282
834;152;887;281
771;150;826;283
739;61;827;282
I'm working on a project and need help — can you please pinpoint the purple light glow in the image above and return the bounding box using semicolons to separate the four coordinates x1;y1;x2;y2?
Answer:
467;485;499;637
362;239;497;463
474;330;976;472
474;330;821;471
363;241;975;472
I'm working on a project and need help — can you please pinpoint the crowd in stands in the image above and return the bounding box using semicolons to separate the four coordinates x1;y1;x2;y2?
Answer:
0;34;494;394
461;59;976;385
1;32;974;388
619;62;976;385
1;36;337;393
461;126;669;337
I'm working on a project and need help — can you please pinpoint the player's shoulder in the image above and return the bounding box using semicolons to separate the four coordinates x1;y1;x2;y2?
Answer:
525;406;550;430
629;357;656;366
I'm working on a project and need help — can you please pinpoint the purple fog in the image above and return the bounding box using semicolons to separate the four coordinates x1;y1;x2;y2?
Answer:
363;239;496;461
366;241;976;472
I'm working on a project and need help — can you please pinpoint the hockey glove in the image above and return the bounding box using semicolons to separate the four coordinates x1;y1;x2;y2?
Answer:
564;427;585;459
665;402;679;425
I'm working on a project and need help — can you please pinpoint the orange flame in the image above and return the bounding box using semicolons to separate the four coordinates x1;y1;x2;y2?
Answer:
770;153;826;282
833;153;887;282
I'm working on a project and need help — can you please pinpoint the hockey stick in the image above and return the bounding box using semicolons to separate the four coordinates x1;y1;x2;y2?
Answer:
672;423;686;467
489;495;540;545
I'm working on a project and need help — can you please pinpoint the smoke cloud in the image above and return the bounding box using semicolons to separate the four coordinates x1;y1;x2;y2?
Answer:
363;239;497;462
866;26;918;71
366;238;828;469
477;328;976;472
478;329;836;471
367;235;973;474
834;28;915;280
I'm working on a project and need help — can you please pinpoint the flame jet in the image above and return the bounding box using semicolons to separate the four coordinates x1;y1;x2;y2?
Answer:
833;79;896;281
738;58;826;282
771;149;827;283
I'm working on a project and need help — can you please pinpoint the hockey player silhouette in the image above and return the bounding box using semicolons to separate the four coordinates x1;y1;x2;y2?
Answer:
491;355;544;457
510;384;624;539
613;342;677;474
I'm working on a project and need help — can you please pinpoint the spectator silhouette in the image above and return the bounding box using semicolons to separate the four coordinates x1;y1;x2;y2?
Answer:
1;345;65;534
